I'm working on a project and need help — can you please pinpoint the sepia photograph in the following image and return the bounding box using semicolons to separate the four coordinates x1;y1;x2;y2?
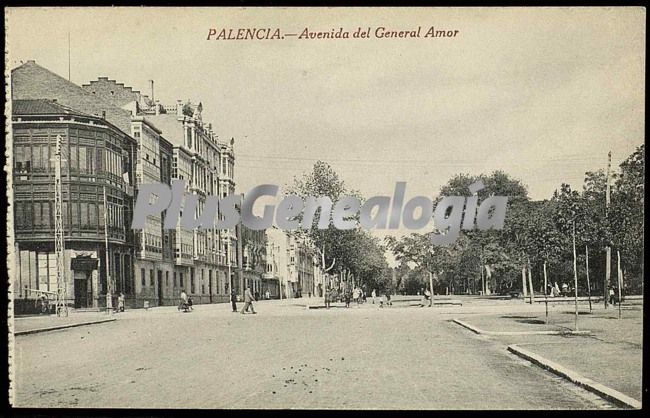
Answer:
4;6;645;410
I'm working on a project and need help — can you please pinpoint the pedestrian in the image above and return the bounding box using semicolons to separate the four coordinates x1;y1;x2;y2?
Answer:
421;288;431;307
324;286;331;309
118;292;125;312
371;289;376;304
609;286;616;305
39;296;49;315
385;292;392;306
553;282;561;297
362;289;367;303
241;285;257;314
344;289;351;308
178;289;188;311
265;289;270;300
187;296;194;311
229;289;238;312
353;288;360;304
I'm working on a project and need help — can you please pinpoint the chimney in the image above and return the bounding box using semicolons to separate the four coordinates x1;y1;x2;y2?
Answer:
155;100;160;116
176;100;183;117
149;80;154;102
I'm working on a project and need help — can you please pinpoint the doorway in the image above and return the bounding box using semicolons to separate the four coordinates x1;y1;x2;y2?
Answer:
74;272;89;308
157;270;163;306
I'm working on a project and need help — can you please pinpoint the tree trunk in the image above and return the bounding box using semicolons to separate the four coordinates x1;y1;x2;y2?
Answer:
521;266;528;299
543;261;549;323
527;256;534;304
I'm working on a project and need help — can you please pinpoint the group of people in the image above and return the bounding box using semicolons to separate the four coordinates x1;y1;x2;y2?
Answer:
115;293;126;313
230;286;257;314
544;282;623;305
178;290;194;312
545;282;572;297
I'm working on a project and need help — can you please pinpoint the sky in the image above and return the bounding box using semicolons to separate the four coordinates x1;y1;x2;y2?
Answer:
6;7;646;254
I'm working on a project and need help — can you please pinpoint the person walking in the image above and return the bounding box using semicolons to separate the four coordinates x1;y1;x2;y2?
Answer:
353;288;360;305
371;289;377;304
241;286;257;314
230;288;238;312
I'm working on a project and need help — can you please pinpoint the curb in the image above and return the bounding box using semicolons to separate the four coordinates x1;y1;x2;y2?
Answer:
507;344;641;409
15;318;117;336
452;318;591;336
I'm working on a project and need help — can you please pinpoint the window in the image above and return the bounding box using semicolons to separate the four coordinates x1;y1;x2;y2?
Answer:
85;147;95;174
165;271;169;287
88;203;97;228
141;268;146;286
33;202;42;227
180;272;184;288
14;145;32;174
96;148;103;172
79;147;87;174
70;145;78;171
80;202;89;228
174;272;177;287
150;269;154;287
14;202;24;228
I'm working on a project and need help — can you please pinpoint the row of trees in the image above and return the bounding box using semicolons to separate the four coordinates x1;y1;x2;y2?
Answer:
284;145;643;297
386;144;644;297
286;161;394;294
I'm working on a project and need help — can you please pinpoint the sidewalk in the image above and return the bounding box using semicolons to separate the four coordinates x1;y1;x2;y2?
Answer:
456;304;642;403
13;312;117;335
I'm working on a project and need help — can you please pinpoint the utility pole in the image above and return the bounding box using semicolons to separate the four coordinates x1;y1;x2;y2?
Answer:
585;245;592;312
605;151;612;308
428;271;434;307
479;249;485;295
543;261;549;323
53;135;68;317
103;185;112;314
236;225;244;298
227;239;233;299
572;222;579;331
67;31;71;81
617;251;623;319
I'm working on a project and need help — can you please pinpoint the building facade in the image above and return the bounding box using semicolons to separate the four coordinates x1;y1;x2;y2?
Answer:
11;61;241;311
83;76;237;305
11;99;136;312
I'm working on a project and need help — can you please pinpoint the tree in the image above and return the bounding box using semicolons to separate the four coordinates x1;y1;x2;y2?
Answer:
286;161;389;292
610;144;644;292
